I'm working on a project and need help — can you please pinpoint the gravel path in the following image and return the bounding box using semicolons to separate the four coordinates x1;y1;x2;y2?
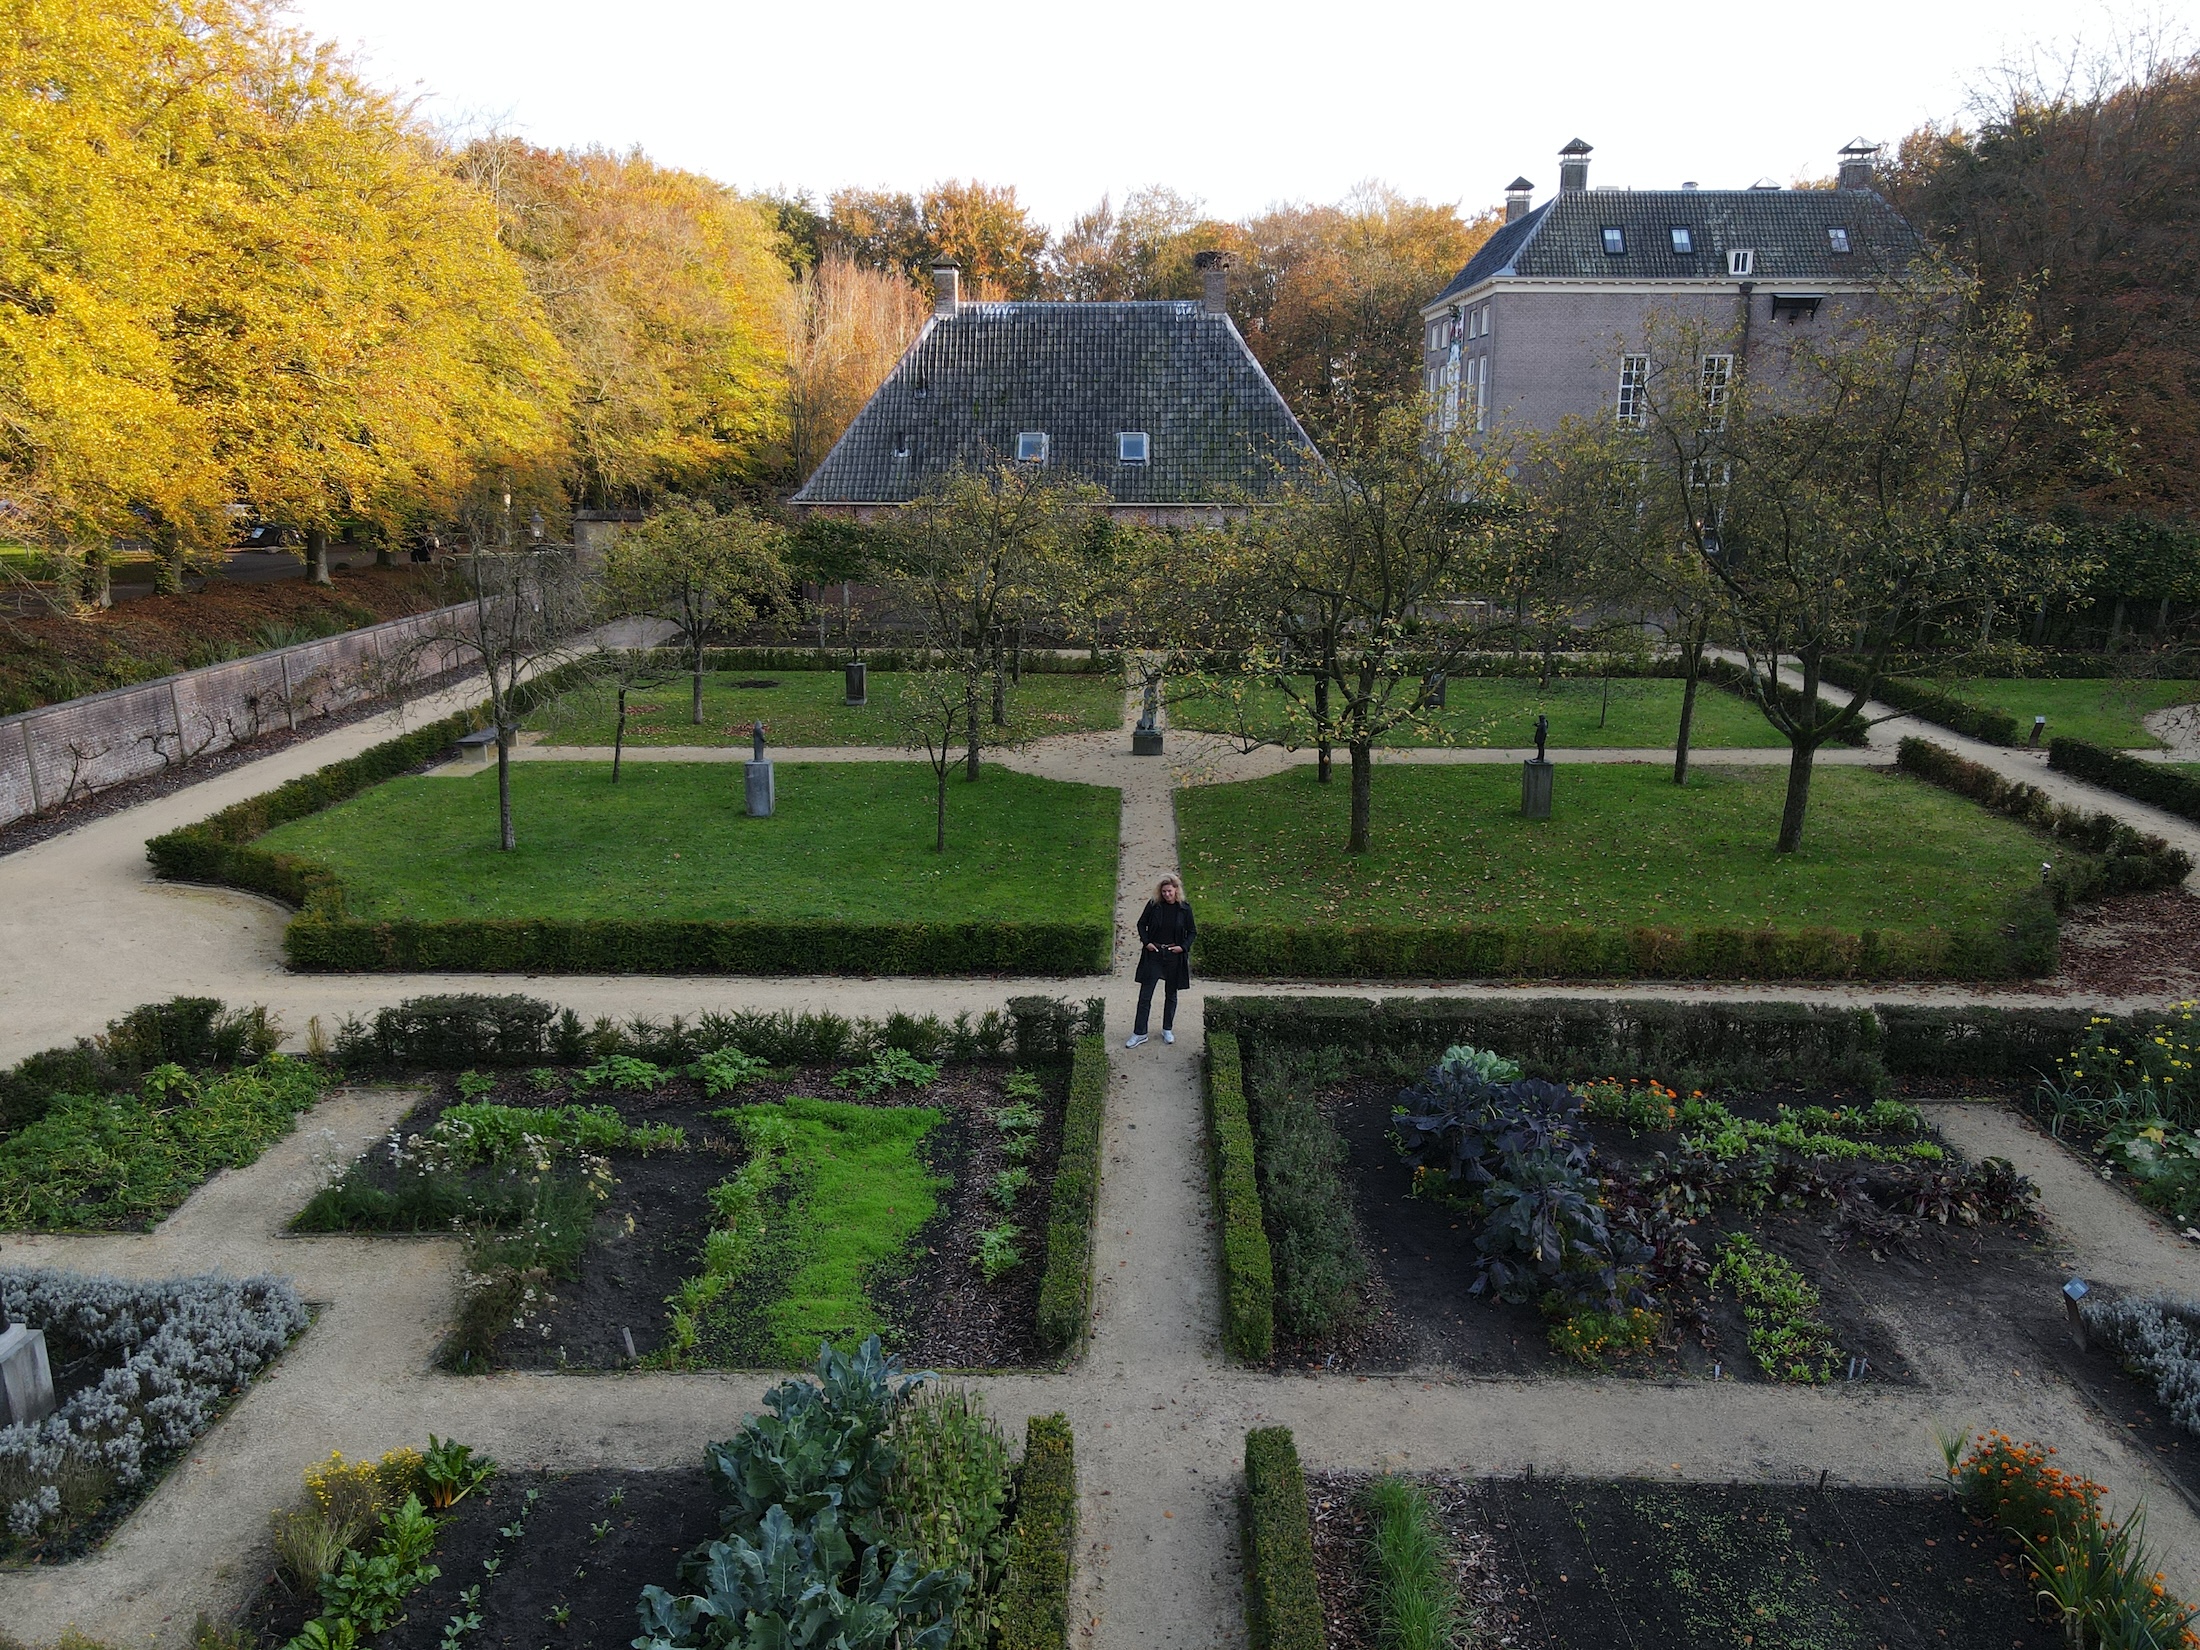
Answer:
5;679;2200;1645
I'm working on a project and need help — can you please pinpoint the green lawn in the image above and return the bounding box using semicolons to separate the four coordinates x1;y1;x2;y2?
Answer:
255;761;1119;925
1176;763;2048;935
1166;674;1783;749
528;668;1125;748
1932;677;2200;749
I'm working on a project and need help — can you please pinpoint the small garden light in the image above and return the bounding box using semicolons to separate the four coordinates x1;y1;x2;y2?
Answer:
2063;1276;2090;1350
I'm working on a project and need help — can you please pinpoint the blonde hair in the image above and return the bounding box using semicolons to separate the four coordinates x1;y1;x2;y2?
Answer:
1156;876;1182;898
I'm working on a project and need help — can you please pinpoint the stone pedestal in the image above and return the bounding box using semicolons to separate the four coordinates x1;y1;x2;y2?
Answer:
1131;727;1165;756
744;761;775;817
1420;671;1447;708
1521;758;1553;819
844;661;868;707
0;1324;55;1427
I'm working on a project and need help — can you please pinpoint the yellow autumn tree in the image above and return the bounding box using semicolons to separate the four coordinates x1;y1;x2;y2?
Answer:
459;140;792;508
0;0;568;597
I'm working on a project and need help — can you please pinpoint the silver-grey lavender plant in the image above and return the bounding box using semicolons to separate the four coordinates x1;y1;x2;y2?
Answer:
0;1269;308;1543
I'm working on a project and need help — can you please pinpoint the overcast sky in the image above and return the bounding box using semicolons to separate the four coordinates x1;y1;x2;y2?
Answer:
288;0;2188;230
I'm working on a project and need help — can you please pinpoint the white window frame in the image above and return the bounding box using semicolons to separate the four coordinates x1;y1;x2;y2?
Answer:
1700;354;1734;428
1473;355;1489;433
1015;431;1049;464
1727;248;1755;277
1827;227;1852;254
1601;226;1627;256
1117;431;1149;465
1439;354;1460;432
1669;226;1693;255
1616;354;1649;428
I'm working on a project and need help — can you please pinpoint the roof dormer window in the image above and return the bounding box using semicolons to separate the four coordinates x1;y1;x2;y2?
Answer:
1601;226;1627;256
1669;227;1694;255
1015;431;1049;464
1827;227;1852;254
1728;248;1756;277
1117;431;1149;465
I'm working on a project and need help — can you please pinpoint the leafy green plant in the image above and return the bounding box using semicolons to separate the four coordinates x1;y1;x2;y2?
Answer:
692;1045;774;1095
455;1070;497;1100
1544;1302;1662;1366
419;1436;495;1512
1710;1234;1838;1383
974;1222;1024;1283
833;1048;942;1097
1435;1043;1522;1084
528;1067;564;1093
991;1098;1042;1134
989;1166;1031;1210
1005;1068;1043;1101
2097;1120;2200;1223
574;1054;669;1093
430;1102;683;1166
302;1493;442;1643
1365;1476;1464;1650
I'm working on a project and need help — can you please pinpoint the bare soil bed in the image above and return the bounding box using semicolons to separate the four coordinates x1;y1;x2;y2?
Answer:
316;1059;1069;1372
1273;1073;2062;1393
1307;1469;2045;1649
241;1467;714;1648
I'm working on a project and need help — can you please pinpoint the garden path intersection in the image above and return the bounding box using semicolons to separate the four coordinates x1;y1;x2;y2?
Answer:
0;678;2196;1645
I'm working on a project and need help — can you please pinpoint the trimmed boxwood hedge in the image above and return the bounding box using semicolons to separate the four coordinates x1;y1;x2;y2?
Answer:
145;669;1110;977
997;1412;1076;1650
1035;1034;1107;1354
1241;1426;1324;1650
699;646;1121;676
1819;658;2022;744
1207;993;2158;1088
2051;735;2200;825
1205;1032;1274;1362
1198;915;2050;983
1897;737;2192;902
1701;657;1870;746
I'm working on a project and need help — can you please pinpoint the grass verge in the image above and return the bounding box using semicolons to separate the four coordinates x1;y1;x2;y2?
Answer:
527;667;1124;747
1178;763;2074;981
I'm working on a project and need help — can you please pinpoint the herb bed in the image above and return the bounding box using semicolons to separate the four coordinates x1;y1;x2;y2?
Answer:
299;1059;1072;1371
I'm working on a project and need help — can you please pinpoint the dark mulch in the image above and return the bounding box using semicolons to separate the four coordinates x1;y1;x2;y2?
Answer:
2027;886;2200;999
349;1058;1066;1373
1437;1476;2043;1649
0;663;478;859
241;1468;715;1649
1276;1075;2073;1394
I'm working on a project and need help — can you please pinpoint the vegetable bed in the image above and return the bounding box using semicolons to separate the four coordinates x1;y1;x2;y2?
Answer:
295;1052;1076;1372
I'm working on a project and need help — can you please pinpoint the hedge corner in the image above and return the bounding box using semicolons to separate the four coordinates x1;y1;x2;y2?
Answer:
998;1412;1076;1650
1035;1034;1107;1355
1241;1426;1323;1650
1205;1031;1274;1364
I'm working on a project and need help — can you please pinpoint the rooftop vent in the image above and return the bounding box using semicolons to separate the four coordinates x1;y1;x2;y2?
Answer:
932;265;961;319
1194;249;1235;315
1505;176;1534;222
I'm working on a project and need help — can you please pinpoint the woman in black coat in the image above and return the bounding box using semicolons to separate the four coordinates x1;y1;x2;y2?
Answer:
1128;875;1196;1046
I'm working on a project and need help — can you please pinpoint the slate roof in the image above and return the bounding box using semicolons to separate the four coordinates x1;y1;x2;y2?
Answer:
792;301;1317;506
1431;186;1920;305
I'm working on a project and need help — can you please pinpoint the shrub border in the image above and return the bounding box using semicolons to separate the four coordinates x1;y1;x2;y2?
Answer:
145;664;1111;977
1205;1032;1275;1362
2051;735;2200;825
997;1412;1076;1650
1034;1035;1107;1355
1241;1426;1324;1650
1206;993;2155;1088
1818;657;2022;744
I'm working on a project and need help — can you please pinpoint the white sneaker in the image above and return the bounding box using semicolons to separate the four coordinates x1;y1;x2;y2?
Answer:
1162;1030;1175;1044
1125;1034;1148;1048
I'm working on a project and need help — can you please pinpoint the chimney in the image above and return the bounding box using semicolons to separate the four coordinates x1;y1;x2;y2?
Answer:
1195;249;1235;315
1504;177;1534;222
932;265;961;319
1557;138;1592;193
1836;138;1881;191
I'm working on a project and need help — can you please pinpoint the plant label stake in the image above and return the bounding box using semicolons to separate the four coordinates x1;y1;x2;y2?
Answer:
2063;1277;2090;1351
